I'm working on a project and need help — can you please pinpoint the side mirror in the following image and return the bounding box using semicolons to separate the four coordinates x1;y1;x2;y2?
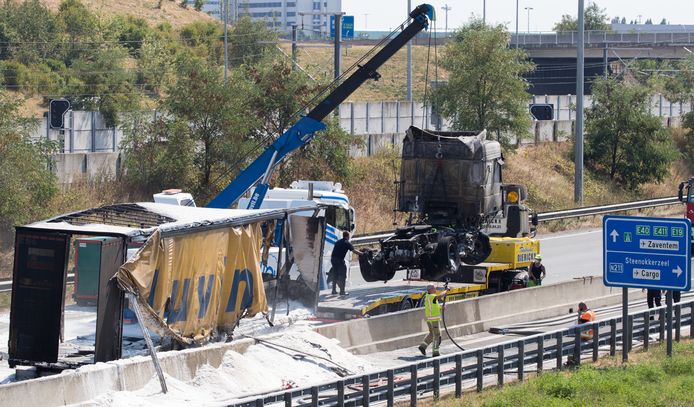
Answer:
349;207;356;231
678;182;686;202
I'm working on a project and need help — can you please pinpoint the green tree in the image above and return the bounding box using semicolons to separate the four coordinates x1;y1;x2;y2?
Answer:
164;57;253;199
65;45;139;126
585;77;677;189
194;0;205;12
435;20;535;146
0;0;64;63
229;16;277;67
120;111;197;194
553;3;611;32
58;0;100;63
0;90;57;245
179;20;224;63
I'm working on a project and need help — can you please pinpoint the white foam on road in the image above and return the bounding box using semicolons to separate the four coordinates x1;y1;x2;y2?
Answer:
80;308;374;407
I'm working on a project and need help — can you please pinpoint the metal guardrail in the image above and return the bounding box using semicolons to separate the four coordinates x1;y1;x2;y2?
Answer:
229;300;694;407
0;274;74;294
511;31;694;47
352;196;681;247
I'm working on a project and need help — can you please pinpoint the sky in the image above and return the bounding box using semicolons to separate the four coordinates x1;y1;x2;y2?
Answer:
342;0;694;33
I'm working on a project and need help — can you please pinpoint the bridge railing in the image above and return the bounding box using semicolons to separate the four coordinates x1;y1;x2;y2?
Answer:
512;30;694;47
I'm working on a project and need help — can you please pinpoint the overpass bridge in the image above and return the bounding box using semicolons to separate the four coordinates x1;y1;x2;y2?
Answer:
349;29;694;95
511;30;694;95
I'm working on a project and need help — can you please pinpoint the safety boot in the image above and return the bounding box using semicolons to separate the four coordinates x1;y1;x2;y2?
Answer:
418;344;426;356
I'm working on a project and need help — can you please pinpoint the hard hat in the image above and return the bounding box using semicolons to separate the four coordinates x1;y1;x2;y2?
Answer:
535;254;542;261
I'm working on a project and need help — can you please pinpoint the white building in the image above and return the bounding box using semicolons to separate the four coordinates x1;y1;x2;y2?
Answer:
191;0;342;36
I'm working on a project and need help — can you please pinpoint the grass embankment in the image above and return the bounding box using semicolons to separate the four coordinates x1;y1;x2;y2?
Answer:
428;339;694;407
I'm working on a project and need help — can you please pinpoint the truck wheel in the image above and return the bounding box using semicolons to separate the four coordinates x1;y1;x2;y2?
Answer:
400;298;414;311
359;250;396;282
435;236;461;271
422;236;461;280
460;233;491;265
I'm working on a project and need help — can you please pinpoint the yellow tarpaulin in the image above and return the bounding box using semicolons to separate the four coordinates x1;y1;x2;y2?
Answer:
116;223;267;344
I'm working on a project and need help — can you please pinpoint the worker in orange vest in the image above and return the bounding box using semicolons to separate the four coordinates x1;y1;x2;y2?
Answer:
577;302;596;341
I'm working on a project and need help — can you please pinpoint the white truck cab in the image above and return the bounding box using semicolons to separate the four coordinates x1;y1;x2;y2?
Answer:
238;181;356;289
153;189;197;207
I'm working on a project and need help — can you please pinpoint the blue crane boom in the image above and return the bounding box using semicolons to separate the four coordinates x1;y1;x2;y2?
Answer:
207;4;435;209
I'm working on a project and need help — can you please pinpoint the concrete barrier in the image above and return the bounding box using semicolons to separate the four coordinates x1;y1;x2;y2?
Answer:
315;277;647;355
0;339;254;407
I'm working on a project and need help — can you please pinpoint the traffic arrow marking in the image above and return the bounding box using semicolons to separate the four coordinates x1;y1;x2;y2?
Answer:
610;229;619;243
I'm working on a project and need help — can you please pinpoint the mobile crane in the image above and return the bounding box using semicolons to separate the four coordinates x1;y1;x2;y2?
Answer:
206;4;436;210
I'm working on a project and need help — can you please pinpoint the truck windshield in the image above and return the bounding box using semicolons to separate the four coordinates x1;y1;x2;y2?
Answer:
326;207;351;231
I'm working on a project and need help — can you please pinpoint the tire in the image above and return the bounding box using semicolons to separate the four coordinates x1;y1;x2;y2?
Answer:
435;236;460;271
422;236;460;280
359;249;396;282
460;233;492;265
400;298;414;311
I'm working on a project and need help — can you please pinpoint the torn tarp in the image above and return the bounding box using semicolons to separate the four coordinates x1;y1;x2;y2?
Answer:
115;222;268;345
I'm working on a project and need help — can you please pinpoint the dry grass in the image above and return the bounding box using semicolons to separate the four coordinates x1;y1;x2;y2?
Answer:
41;0;214;29
280;44;446;101
344;147;402;234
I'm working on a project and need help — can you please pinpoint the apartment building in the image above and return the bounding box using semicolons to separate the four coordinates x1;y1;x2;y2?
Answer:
191;0;343;36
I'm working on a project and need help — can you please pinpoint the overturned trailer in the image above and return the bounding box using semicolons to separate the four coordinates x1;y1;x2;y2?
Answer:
8;202;326;370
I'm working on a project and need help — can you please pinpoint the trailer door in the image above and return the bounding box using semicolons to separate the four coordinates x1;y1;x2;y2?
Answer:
8;229;69;366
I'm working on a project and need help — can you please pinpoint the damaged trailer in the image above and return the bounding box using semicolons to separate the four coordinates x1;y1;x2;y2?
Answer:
8;202;327;371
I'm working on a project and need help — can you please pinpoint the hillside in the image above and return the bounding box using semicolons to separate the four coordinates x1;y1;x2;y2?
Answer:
41;0;214;28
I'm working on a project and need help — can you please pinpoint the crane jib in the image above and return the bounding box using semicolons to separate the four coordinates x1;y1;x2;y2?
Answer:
205;4;435;209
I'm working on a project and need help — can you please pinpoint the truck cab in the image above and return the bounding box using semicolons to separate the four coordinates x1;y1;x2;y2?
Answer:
238;181;356;288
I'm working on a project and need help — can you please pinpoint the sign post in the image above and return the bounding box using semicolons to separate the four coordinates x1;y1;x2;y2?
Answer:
603;215;691;359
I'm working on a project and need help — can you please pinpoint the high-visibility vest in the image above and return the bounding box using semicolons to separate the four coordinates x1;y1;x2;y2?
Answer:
424;293;441;322
579;309;596;340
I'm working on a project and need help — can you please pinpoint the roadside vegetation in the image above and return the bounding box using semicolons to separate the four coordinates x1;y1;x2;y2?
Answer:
430;339;694;407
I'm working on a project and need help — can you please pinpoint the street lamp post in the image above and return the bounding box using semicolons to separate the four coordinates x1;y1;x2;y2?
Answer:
515;0;519;48
441;4;451;32
524;6;534;33
363;13;369;31
483;0;486;25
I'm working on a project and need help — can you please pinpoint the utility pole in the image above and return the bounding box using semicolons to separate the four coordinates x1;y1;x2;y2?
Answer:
515;0;519;48
334;14;341;81
441;4;452;32
291;25;297;72
407;0;412;101
298;11;345;81
525;7;534;33
575;0;585;204
482;0;486;25
223;0;228;82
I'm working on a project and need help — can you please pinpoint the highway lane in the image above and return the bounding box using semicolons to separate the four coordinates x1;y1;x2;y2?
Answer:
539;229;602;284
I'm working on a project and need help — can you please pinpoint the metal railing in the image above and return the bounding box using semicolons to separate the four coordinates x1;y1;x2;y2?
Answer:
511;31;694;47
352;196;681;247
229;300;694;406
